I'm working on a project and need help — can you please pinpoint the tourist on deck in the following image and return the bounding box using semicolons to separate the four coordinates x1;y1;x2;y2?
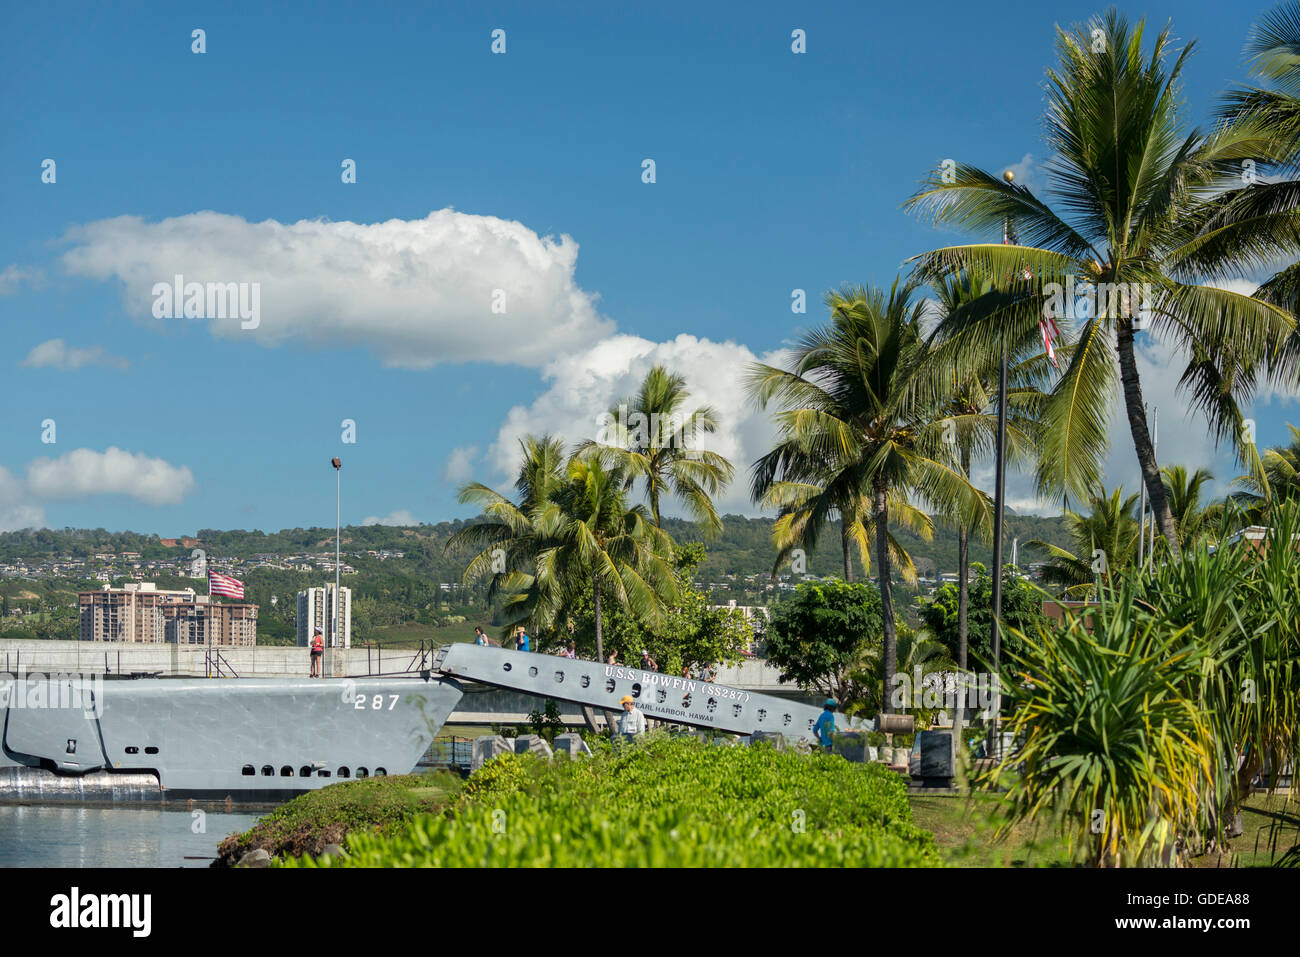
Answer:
515;626;530;652
562;640;577;659
606;650;618;665
813;699;837;750
310;628;324;678
618;694;647;742
474;626;489;647
640;649;657;672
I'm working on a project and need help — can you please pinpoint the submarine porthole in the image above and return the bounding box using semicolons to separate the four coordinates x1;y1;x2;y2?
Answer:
338;767;350;778
375;767;387;776
280;765;294;777
145;746;159;755
261;765;274;776
241;765;255;776
125;746;139;755
299;765;312;777
357;767;369;778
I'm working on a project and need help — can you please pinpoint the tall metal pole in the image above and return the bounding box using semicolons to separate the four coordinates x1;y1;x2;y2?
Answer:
1138;403;1147;571
332;457;342;661
990;177;1015;759
335;468;341;650
1149;408;1158;567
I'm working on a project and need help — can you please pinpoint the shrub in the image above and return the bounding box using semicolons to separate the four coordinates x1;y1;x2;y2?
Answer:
283;734;940;867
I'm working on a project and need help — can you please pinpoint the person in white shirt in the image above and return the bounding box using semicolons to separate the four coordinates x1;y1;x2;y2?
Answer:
618;694;647;742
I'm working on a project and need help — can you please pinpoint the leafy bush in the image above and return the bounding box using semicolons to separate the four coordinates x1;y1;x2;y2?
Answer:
283;734;940;867
217;772;460;864
995;580;1214;867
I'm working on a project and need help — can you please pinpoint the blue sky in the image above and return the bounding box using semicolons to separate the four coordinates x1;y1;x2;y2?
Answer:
0;0;1294;536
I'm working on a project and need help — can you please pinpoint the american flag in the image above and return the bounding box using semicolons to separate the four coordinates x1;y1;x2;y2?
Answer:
208;571;245;599
1040;314;1061;369
1004;217;1061;369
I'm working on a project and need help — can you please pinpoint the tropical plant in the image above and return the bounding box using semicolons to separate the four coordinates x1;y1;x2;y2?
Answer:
448;441;679;662
906;9;1299;558
763;579;883;705
1024;486;1141;595
558;541;752;673
1159;464;1220;551
1231;423;1300;521
995;579;1216;867
1217;2;1300;331
748;280;992;709
851;621;956;726
926;271;1052;671
915;562;1043;670
585;364;735;537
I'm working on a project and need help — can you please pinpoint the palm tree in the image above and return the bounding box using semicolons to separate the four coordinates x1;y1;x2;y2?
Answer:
1232;423;1300;521
587;365;735;537
748;280;991;710
906;10;1298;559
1159;464;1218;551
927;272;1051;671
1026;486;1142;596
1218;3;1300;328
446;435;566;615
533;449;680;661
448;440;678;662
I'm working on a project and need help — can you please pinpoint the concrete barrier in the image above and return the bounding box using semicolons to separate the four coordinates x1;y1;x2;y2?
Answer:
471;735;513;772
512;734;554;760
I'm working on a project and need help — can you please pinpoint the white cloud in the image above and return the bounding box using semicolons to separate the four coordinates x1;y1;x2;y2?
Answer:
0;466;45;532
442;446;479;484
0;264;42;296
25;447;194;506
361;509;418;526
488;333;784;516
1004;152;1044;193
21;338;129;371
0;449;194;531
60;209;613;368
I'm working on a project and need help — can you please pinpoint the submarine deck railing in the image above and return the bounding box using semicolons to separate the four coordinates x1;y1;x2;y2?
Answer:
359;640;436;677
204;648;240;679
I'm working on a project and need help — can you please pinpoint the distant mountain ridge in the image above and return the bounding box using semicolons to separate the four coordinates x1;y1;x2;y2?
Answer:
0;512;1074;580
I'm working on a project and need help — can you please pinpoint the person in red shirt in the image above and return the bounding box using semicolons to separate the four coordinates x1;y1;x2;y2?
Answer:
310;628;324;677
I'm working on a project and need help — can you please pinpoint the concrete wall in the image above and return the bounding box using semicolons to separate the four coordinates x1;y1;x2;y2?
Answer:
0;638;407;679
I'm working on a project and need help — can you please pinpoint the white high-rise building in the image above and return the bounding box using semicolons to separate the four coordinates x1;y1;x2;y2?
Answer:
297;584;352;648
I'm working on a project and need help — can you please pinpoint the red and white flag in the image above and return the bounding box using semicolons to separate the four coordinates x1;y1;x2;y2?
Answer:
208;571;245;599
1039;315;1061;369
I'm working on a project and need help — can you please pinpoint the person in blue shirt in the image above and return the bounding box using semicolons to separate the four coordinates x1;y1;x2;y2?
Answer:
514;626;531;652
813;699;837;750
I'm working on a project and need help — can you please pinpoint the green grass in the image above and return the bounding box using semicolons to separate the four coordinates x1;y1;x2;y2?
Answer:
908;793;1074;867
1191;793;1300;868
216;771;461;865
909;789;1300;868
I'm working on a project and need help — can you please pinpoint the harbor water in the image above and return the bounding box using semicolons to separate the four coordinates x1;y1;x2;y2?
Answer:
0;805;262;867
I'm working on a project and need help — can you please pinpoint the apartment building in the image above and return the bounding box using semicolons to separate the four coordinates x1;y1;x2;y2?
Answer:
297;584;352;648
163;597;258;647
79;582;258;645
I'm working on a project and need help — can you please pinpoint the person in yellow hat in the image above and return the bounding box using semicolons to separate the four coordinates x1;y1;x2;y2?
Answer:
618;694;647;742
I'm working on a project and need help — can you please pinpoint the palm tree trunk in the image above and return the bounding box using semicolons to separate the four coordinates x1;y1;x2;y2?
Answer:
874;483;897;714
1116;319;1181;558
957;447;970;671
841;514;854;583
593;573;605;663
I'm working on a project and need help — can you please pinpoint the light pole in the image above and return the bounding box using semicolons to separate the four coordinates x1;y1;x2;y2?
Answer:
332;457;342;661
985;170;1018;760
